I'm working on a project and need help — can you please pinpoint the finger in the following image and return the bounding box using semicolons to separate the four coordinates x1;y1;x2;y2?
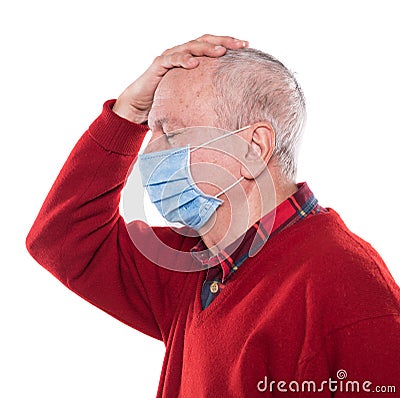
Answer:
163;41;229;60
162;40;221;57
150;53;200;77
196;34;249;50
162;36;248;57
163;52;200;69
185;40;230;57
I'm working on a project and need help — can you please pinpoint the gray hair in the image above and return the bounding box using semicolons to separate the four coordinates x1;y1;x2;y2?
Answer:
212;48;306;180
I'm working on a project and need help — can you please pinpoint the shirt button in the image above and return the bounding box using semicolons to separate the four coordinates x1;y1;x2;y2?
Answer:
210;281;219;294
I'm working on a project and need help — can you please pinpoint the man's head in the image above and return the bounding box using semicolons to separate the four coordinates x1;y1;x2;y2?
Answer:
213;49;306;181
146;48;304;244
148;48;306;182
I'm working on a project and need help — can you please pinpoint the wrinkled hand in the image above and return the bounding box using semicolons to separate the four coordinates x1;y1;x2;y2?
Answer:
112;34;249;124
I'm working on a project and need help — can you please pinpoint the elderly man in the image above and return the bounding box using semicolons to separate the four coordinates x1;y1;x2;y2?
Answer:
27;35;400;396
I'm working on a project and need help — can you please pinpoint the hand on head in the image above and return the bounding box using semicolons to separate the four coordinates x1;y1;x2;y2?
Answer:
112;34;249;124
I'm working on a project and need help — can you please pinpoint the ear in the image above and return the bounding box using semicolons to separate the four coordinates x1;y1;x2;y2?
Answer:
240;122;275;179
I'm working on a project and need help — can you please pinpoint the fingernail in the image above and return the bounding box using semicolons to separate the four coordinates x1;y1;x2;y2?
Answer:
234;39;248;47
214;45;225;51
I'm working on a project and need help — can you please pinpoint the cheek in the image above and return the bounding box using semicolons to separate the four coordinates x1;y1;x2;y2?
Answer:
143;134;169;153
190;150;239;195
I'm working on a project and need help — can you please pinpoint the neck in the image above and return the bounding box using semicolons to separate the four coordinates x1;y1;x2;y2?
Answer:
200;175;298;255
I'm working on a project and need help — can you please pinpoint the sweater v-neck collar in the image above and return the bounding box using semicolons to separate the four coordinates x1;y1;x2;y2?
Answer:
191;182;323;284
191;206;335;323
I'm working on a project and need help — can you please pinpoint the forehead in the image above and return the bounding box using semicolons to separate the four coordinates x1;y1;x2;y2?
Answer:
148;58;217;131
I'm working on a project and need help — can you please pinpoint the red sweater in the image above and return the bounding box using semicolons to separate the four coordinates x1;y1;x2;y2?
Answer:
26;100;400;397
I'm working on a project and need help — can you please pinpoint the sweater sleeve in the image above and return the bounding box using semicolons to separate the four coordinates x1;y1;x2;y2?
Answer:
297;217;400;396
326;315;400;395
26;100;187;341
296;315;400;396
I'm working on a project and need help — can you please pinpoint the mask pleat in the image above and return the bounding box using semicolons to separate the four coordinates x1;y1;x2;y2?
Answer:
138;148;188;185
158;188;201;215
138;143;224;230
147;179;196;201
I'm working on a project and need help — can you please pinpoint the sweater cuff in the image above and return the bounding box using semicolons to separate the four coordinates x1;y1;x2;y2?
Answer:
88;99;149;156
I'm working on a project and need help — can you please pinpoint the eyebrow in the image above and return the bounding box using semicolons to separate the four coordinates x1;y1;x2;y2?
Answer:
150;116;186;132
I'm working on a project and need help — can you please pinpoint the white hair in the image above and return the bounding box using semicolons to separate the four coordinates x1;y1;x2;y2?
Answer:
213;48;306;180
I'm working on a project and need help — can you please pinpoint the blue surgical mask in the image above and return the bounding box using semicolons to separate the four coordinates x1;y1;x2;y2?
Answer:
138;126;249;230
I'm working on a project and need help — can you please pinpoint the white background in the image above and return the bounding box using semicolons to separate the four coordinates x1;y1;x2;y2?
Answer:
2;1;399;397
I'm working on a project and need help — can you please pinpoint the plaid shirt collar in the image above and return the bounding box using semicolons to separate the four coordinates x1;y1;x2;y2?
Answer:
191;182;322;283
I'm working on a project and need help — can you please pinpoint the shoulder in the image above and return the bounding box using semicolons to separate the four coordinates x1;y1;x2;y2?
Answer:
268;208;400;328
302;209;396;289
287;208;394;279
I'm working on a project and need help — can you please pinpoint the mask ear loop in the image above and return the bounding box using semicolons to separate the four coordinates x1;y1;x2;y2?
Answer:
190;125;250;153
215;176;245;198
189;125;250;197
